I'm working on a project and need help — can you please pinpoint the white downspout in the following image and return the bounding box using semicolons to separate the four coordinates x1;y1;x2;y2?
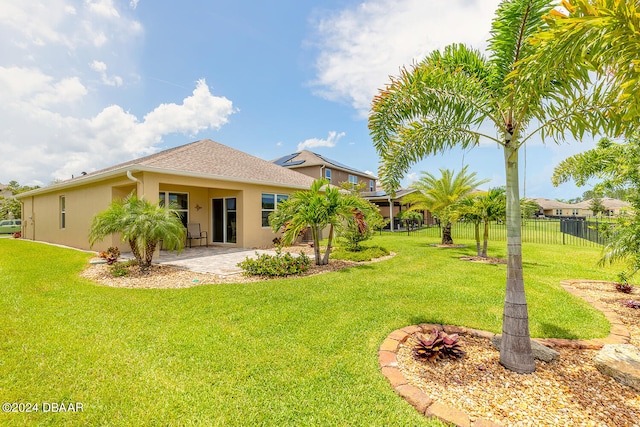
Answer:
126;170;143;197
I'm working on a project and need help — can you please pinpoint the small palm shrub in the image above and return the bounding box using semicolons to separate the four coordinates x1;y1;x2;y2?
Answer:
413;329;466;361
237;248;311;277
615;271;634;293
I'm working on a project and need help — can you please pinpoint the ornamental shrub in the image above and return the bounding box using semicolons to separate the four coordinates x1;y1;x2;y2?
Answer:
237;248;311;277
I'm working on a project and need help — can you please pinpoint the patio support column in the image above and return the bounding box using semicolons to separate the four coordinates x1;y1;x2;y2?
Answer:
388;196;394;232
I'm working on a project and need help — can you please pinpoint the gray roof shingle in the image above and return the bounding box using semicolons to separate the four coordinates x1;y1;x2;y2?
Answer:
19;139;318;197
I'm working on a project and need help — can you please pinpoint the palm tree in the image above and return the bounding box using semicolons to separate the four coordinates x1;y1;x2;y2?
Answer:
459;188;507;257
89;193;186;272
533;0;640;122
403;166;488;245
369;0;617;373
553;135;640;278
269;179;371;265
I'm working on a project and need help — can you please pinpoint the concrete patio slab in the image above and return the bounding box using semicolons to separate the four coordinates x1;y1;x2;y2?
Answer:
153;246;279;276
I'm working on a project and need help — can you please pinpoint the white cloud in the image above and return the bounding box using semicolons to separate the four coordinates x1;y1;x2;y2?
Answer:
0;0;234;185
297;131;345;151
311;0;500;116
142;79;234;137
0;76;235;183
87;0;121;18
90;60;123;86
130;0;140;9
0;66;88;107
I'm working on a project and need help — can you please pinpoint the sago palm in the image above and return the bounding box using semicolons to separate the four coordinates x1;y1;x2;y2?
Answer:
369;0;618;373
89;193;186;272
403;166;488;245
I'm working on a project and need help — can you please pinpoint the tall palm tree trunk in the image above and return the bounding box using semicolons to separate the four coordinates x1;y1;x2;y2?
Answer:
312;226;322;265
482;221;490;258
474;221;481;256
322;224;334;265
500;144;535;373
441;222;454;245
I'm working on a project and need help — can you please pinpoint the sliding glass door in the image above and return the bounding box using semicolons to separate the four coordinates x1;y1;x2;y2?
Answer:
211;198;236;243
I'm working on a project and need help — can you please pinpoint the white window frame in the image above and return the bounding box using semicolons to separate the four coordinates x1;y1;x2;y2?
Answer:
60;196;66;229
348;175;358;185
261;193;288;227
159;191;189;227
325;169;331;180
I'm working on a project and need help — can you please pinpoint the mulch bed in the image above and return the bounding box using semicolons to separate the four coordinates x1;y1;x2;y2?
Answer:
395;281;640;426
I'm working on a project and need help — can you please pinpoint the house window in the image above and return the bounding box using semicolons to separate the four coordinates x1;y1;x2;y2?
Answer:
262;193;288;227
60;196;66;229
572;209;579;215
325;169;331;180
555;209;563;215
369;180;375;192
159;192;189;227
348;175;358;185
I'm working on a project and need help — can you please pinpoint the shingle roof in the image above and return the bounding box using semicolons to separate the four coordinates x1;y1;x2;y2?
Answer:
18;139;318;197
273;150;377;179
573;198;631;209
87;139;317;187
362;188;416;201
532;198;577;210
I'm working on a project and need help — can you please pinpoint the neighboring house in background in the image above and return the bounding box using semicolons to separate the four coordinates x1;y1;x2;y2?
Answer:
362;188;435;231
532;197;630;218
272;150;377;192
573;198;631;217
16;139;318;252
0;184;13;199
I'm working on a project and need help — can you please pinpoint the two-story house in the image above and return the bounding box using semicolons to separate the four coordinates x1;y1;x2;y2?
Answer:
272;151;377;192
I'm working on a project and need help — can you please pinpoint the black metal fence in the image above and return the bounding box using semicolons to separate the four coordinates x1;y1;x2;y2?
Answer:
388;218;609;247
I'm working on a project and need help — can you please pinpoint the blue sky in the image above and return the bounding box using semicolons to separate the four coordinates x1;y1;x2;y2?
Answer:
0;0;602;199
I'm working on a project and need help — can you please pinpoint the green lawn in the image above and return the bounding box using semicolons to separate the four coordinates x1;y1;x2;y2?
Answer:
0;236;618;426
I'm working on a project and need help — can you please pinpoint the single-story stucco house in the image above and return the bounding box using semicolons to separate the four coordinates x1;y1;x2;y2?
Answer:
532;197;631;218
16;139;318;252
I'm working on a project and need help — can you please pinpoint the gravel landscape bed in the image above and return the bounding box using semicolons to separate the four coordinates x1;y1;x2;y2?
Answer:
396;281;640;427
80;258;359;288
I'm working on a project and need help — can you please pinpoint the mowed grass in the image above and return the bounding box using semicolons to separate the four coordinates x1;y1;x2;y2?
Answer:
0;236;618;426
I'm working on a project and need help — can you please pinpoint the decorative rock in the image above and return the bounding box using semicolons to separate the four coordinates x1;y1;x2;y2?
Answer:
491;335;560;363
426;402;470;427
594;344;640;391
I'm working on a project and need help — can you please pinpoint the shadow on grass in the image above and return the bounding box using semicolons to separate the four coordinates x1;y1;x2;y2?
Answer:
408;316;448;327
537;321;579;340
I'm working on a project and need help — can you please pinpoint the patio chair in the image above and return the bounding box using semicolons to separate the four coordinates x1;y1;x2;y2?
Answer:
186;223;208;248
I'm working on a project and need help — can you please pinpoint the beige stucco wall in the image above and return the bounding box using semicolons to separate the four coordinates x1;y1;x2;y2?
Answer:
20;177;134;252
20;171;305;252
289;165;375;191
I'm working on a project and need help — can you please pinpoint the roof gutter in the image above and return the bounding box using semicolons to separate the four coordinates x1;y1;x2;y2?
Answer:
126;170;141;184
16;165;316;199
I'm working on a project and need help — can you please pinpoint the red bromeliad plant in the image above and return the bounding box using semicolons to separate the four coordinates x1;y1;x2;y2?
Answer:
624;300;640;309
413;329;466;362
